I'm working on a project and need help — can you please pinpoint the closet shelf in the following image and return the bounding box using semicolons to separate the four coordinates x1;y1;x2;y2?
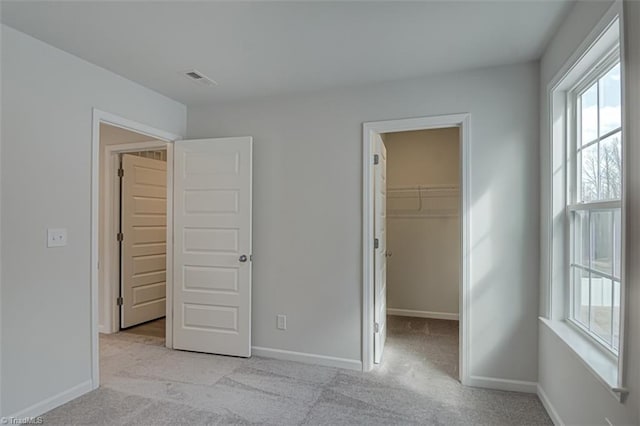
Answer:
387;184;459;218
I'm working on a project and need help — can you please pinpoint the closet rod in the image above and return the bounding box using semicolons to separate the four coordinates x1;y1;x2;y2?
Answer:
388;185;459;192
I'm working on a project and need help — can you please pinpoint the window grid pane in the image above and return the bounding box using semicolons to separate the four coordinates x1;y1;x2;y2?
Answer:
591;210;614;276
571;59;622;355
572;266;590;327
580;82;598;145
571;264;620;352
599;131;622;200
576;62;622;204
574;210;589;268
579;143;598;202
599;63;622;136
613;280;621;349
589;273;613;346
613;209;622;278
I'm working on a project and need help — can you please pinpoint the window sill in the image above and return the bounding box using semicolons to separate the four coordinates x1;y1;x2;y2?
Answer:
539;317;628;402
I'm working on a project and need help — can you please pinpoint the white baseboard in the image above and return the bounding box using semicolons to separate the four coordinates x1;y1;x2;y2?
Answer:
252;346;362;371
466;375;537;394
537;384;564;426
387;308;459;321
8;380;93;419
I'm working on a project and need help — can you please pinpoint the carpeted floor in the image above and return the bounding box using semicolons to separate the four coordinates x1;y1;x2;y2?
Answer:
42;315;551;425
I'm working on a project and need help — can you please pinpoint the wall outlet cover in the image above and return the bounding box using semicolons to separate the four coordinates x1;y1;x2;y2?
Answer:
47;228;68;247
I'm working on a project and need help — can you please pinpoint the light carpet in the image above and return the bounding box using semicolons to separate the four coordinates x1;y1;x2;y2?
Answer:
42;316;551;425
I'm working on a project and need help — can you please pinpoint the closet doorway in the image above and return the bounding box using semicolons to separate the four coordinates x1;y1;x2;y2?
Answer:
384;128;460;323
362;114;470;385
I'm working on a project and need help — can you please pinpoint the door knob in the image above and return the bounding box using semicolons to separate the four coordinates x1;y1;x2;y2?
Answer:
239;254;248;262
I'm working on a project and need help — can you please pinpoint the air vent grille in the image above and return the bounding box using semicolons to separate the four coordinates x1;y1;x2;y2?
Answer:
186;71;203;79
183;69;217;87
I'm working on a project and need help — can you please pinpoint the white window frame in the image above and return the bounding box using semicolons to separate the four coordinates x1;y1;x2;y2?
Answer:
544;3;628;401
566;50;623;357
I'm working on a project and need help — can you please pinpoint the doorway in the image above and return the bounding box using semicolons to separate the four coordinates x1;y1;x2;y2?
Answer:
97;122;173;342
382;127;461;381
362;114;470;384
91;110;254;389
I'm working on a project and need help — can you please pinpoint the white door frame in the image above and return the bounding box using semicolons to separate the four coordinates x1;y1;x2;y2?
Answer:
362;113;471;385
91;109;182;389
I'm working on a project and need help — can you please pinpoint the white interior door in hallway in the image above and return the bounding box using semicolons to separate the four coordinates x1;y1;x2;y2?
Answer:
121;154;167;328
374;133;388;364
172;137;253;357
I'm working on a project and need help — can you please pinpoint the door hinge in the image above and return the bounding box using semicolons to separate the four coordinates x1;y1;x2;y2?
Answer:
117;232;124;242
373;154;379;165
374;238;379;249
118;168;124;178
374;322;380;333
117;297;123;306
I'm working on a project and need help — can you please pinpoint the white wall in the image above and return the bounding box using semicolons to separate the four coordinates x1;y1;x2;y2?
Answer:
538;1;639;424
0;25;186;417
187;61;540;386
384;128;460;317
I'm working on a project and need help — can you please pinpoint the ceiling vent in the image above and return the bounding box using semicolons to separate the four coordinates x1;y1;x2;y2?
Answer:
182;69;217;87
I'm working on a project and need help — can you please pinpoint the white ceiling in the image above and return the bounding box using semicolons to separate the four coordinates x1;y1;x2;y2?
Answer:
1;1;573;106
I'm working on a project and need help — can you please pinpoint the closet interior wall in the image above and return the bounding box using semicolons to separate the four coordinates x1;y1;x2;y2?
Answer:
384;128;461;318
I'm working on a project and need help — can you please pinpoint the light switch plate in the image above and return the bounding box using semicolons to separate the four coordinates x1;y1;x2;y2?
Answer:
47;228;68;247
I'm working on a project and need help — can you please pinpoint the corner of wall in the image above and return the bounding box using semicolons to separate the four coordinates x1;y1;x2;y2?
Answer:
536;384;564;426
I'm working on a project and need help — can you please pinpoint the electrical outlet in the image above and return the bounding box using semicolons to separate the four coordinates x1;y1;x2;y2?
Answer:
277;314;287;330
47;228;68;248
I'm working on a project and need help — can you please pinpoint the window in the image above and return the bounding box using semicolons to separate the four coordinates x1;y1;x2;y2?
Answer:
547;12;626;397
568;53;622;354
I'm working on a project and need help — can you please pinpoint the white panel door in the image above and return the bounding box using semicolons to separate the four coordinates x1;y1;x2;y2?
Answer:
374;134;387;364
173;137;252;357
121;154;167;328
